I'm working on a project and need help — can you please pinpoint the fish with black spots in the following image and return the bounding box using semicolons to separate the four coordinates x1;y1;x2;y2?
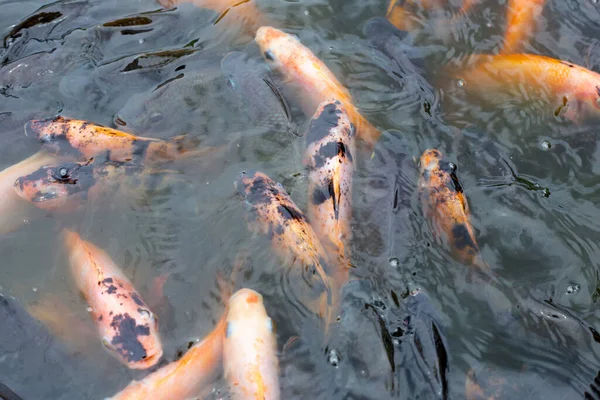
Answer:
418;149;490;271
63;229;162;369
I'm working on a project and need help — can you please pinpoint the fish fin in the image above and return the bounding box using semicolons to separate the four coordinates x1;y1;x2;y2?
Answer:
262;78;302;137
0;382;23;400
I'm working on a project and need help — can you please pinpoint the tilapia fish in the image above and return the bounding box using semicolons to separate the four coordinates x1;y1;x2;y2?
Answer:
26;116;196;164
221;51;297;136
304;99;355;285
12;158;170;212
445;54;600;123
235;171;336;328
418;149;489;271
224;288;280;400
63;229;162;369
255;26;381;151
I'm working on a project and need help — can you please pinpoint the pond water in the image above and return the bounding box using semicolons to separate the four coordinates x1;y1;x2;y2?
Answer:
2;0;600;399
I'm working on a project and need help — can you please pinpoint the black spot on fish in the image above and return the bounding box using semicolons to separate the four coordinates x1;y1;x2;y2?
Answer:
329;179;339;220
311;181;332;205
306;103;341;144
277;204;304;222
98;315;103;321
596;86;600;98
131;140;151;160
451;224;476;250
264;50;275;61
103;278;114;284
273;223;285;235
110;313;150;363
560;61;574;68
131;292;145;307
106;285;118;295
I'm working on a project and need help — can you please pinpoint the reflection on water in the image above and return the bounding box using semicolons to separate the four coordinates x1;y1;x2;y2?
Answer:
2;0;600;399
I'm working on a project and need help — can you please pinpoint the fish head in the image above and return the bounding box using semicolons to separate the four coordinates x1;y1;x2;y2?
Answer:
419;148;443;174
221;51;252;91
114;92;164;134
25;116;73;154
13;161;95;211
564;84;600;123
225;288;273;338
96;281;163;369
255;26;300;71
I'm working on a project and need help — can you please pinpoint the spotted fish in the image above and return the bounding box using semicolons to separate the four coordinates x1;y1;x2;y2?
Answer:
304;99;355;285
26;116;196;164
63;229;162;369
255;26;381;151
418;149;489;271
235;171;335;329
108;313;226;399
223;288;280;400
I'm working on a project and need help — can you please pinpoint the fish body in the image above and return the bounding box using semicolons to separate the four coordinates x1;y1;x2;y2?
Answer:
221;51;296;135
63;229;162;369
502;0;546;54
418;149;489;270
255;26;380;151
448;54;600;123
386;0;477;31
223;289;280;400
158;0;268;36
108;315;226;400
26;116;193;164
304;99;355;285
0;151;60;234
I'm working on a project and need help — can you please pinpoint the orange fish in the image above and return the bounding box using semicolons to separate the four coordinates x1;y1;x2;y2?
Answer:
386;0;478;31
447;53;600;123
235;171;336;330
108;314;226;399
157;0;269;37
255;26;381;152
0;150;63;234
304;99;355;285
64;229;163;369
418;149;489;271
26;116;197;164
223;288;280;400
501;0;546;54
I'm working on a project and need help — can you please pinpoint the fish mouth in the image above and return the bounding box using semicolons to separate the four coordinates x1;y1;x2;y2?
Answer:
128;349;163;370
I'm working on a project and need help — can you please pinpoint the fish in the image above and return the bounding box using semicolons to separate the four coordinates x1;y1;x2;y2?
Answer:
63;229;162;369
108;314;226;399
223;288;280;400
501;0;546;54
221;51;298;136
26;116;199;164
386;0;478;31
446;53;600;123
0;150;64;234
235;171;336;330
157;0;269;36
254;26;381;152
303;99;355;285
418;149;489;271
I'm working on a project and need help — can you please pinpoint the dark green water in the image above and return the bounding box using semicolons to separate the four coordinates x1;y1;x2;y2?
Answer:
2;0;600;398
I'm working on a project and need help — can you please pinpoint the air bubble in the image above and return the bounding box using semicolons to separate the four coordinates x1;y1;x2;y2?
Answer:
540;140;552;150
566;284;580;294
87;306;93;312
327;349;341;367
457;79;466;88
389;257;399;268
32;287;38;292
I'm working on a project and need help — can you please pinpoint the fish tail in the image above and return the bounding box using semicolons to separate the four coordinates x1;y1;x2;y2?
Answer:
350;110;381;152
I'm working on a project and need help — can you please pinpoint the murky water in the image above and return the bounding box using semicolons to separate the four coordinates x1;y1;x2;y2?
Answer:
2;0;600;399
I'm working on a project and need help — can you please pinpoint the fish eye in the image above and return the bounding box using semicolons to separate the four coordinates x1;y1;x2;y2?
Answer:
102;337;116;352
264;50;275;62
266;317;275;333
448;162;457;173
53;166;72;182
225;321;234;338
149;112;163;124
595;96;600;108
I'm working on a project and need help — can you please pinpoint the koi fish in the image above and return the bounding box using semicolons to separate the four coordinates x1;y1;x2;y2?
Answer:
13;158;174;212
446;54;600;123
0;150;61;234
26;116;197;164
254;26;381;151
303;99;355;285
386;0;477;31
418;149;489;271
157;0;268;36
501;0;546;54
63;229;162;369
235;171;336;330
223;288;280;400
108;314;226;399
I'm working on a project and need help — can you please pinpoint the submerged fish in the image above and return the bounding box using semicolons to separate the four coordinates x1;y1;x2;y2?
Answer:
235;171;335;329
108;314;226;400
386;0;477;31
224;288;280;400
304;99;355;285
445;54;600;123
418;149;489;271
0;151;62;234
157;0;269;36
501;0;546;54
63;229;162;369
26;116;197;164
221;51;297;136
255;26;381;151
